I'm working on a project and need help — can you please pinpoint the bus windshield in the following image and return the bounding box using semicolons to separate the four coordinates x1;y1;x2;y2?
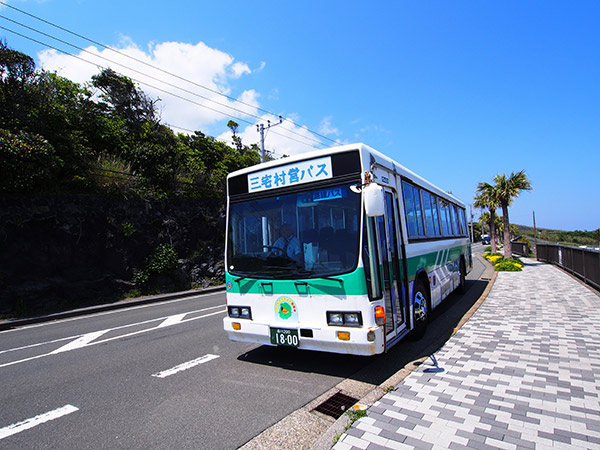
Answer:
227;184;361;279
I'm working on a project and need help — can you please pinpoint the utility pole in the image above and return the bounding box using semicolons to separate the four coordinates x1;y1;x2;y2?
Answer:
469;204;474;243
256;116;283;162
533;210;538;259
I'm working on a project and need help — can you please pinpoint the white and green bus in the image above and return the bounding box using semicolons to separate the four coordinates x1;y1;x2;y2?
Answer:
223;143;472;356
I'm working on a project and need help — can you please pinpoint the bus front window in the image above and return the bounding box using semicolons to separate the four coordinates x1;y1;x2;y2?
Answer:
227;185;360;279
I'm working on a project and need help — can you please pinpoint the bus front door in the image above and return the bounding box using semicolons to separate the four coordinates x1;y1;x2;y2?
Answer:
376;190;408;347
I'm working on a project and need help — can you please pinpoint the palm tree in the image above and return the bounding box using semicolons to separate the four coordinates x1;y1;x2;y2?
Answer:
474;182;500;253
493;170;533;258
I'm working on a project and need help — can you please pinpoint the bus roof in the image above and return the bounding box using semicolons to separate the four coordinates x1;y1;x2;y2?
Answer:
227;143;465;208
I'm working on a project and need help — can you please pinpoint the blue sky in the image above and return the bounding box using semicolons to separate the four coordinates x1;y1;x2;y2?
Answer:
1;1;598;231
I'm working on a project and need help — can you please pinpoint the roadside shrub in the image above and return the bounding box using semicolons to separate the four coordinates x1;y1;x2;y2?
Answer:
495;259;523;271
89;153;136;196
485;253;504;264
133;243;178;286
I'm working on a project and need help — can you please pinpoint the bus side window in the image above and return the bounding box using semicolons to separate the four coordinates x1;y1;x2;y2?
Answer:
363;216;383;300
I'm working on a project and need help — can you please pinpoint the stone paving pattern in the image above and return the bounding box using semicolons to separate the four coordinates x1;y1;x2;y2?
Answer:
333;259;600;449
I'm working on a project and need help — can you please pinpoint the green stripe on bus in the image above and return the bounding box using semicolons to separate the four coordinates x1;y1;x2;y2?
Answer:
405;244;468;281
226;267;369;296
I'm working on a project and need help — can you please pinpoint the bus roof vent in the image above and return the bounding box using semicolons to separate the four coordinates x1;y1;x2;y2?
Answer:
312;391;359;419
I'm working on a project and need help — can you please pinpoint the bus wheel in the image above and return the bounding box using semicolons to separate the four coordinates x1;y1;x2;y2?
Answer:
411;279;429;340
457;259;466;294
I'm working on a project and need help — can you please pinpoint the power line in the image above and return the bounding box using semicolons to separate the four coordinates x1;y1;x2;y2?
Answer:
0;15;325;149
0;0;341;148
0;14;275;127
0;24;321;150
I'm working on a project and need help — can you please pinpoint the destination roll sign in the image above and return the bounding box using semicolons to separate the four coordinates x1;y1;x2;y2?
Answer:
247;156;333;193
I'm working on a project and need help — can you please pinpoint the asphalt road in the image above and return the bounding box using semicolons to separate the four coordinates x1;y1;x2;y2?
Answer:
0;244;488;449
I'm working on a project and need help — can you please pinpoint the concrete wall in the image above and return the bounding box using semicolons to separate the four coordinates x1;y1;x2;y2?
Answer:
0;195;225;316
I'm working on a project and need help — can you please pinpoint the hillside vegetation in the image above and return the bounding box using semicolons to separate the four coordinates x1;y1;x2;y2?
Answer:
516;225;599;248
0;40;261;199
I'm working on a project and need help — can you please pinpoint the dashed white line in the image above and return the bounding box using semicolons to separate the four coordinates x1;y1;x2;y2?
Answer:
152;354;220;378
0;404;79;440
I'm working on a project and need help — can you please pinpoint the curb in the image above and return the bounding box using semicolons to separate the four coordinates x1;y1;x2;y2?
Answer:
0;285;226;331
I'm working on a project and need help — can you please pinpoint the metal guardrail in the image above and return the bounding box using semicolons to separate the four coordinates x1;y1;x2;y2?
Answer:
536;243;600;291
511;242;531;257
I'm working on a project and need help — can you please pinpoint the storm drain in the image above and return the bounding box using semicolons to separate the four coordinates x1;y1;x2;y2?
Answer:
312;392;359;419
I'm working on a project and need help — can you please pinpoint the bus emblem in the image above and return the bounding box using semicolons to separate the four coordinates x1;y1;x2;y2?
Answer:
274;297;298;322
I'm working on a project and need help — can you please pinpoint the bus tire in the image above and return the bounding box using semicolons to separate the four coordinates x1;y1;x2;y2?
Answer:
411;279;429;340
456;258;466;294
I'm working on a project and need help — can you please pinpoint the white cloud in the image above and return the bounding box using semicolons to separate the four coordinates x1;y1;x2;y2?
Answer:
231;62;251;78
37;38;329;157
319;116;341;136
37;39;259;133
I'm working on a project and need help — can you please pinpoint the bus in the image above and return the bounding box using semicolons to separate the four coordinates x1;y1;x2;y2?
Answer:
223;143;472;356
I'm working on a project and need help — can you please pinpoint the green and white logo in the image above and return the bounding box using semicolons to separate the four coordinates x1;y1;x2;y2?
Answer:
274;296;298;322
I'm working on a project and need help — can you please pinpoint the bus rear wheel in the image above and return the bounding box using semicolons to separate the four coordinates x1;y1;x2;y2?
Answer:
411;279;429;340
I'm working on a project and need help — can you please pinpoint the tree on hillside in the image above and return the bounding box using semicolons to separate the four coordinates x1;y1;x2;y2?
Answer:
0;40;263;198
1;41;91;189
494;171;532;258
474;182;500;253
0;40;38;132
227;120;243;153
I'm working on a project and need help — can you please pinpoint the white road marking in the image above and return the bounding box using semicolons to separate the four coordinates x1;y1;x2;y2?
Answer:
152;354;220;378
0;291;224;334
0;306;226;369
50;330;108;354
158;313;186;328
0;404;79;440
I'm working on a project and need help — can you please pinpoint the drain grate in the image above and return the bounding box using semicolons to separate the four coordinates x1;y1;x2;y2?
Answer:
313;392;359;419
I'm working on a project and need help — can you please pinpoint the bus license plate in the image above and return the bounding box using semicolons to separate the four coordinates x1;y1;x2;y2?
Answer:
270;327;299;347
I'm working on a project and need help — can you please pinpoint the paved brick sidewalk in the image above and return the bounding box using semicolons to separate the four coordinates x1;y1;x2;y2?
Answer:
332;259;600;450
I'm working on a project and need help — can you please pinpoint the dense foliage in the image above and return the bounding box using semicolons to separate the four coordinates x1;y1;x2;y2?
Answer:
0;41;261;198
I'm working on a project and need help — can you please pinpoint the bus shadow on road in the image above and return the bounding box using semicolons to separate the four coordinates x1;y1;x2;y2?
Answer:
237;278;490;386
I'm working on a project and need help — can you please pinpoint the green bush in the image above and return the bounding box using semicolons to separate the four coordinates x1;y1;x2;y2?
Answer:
90;153;136;196
133;243;178;286
0;128;63;192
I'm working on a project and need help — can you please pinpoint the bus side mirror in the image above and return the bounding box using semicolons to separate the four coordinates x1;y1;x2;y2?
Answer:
364;183;385;217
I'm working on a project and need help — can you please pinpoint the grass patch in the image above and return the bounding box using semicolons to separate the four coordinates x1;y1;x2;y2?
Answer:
333;408;368;445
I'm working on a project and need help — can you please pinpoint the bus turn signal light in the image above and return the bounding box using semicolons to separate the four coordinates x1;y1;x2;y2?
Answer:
375;306;385;326
337;331;351;341
232;322;241;330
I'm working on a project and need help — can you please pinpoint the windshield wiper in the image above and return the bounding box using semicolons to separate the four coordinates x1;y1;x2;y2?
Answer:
292;269;344;283
234;267;343;283
233;270;269;283
233;265;296;282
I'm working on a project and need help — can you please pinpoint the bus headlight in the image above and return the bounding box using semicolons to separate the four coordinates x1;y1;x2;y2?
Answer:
327;311;363;327
229;306;252;320
344;313;361;325
327;312;344;325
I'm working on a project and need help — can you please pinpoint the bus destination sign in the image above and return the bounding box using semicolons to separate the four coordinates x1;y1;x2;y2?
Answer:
247;156;333;193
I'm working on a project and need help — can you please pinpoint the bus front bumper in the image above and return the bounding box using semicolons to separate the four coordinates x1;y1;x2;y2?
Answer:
223;317;384;356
